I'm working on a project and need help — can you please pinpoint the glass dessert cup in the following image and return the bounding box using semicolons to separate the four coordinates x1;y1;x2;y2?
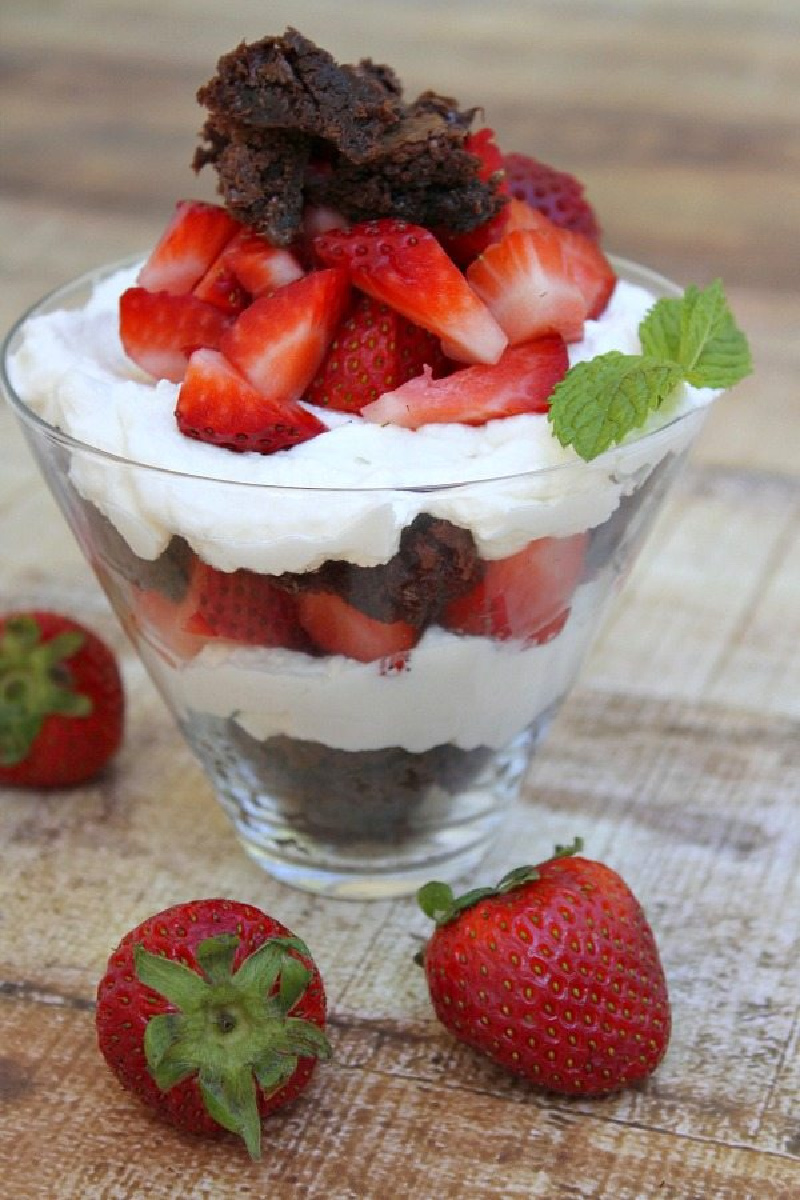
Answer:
2;259;708;898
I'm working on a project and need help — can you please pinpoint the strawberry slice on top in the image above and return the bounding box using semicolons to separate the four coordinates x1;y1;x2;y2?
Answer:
119;287;234;383
221;267;350;403
467;222;616;344
176;348;325;454
361;336;568;429
137;200;242;295
502;152;601;242
222;230;305;298
307;293;453;414
314;219;508;366
467;228;587;344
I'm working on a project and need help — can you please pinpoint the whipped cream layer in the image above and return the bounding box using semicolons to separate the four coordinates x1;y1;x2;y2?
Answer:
9;261;716;575
141;578;603;753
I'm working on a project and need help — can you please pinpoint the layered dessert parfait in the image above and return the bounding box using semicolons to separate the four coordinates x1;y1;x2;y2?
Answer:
4;31;750;894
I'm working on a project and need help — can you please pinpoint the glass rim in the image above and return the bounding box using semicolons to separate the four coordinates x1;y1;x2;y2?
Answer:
0;252;701;496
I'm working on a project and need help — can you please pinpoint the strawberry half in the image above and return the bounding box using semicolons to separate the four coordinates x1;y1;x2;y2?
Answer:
441;533;588;643
297;591;418;665
137;200;242;295
466;228;587;344
503;153;601;241
221;268;351;402
307;293;453;414
222;230;305;297
556;226;617;319
192;562;311;650
361;337;568;429
314;219;508;366
176;349;326;455
119;287;234;383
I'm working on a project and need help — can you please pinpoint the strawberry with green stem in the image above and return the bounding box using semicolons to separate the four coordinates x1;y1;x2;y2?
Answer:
96;898;331;1160
0;611;124;788
417;839;671;1095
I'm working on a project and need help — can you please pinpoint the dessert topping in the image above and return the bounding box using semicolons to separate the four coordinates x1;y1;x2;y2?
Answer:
503;152;602;241
175;347;326;455
314;219;508;365
306;292;452;414
361;337;569;429
548;279;753;460
192;28;507;246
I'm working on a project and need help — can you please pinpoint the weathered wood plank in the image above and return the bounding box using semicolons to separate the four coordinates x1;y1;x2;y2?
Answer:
1;1;799;1195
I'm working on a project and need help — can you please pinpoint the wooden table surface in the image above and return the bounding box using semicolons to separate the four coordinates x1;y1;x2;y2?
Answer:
1;3;798;1197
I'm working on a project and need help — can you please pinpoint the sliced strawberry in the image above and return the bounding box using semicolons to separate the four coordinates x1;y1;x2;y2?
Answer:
119;287;233;383
361;337;568;429
221;268;351;402
191;563;310;650
504;198;556;234
302;205;349;240
555;227;617;319
438;197;553;270
307;293;453;414
176;349;326;455
128;569;211;666
297;591;418;665
503;153;601;241
314;219;507;366
192;258;250;315
466;228;587;344
442;533;588;643
222;230;305;298
437;129;510;266
137;200;242;295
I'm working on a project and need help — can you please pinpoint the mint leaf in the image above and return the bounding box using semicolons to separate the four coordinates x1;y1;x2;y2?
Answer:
547;352;683;461
640;279;752;388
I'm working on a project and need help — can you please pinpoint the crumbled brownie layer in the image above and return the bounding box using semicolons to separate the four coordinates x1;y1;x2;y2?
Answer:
273;513;484;627
86;505;194;602
218;723;496;841
193;27;506;245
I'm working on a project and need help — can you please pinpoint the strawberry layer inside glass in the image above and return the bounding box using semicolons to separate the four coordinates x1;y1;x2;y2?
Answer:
91;509;591;666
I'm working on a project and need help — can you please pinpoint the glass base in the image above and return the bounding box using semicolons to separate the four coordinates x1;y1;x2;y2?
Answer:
180;710;558;898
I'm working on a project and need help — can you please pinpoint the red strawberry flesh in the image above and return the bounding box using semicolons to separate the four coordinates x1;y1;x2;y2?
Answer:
307;293;453;414
176;348;326;454
137;200;242;294
120;287;233;383
361;337;568;429
503;153;601;241
314;219;508;366
221;267;351;402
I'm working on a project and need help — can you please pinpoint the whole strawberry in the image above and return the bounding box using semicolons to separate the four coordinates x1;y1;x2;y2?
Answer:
0;610;124;788
95;898;331;1159
417;840;670;1095
503;152;601;241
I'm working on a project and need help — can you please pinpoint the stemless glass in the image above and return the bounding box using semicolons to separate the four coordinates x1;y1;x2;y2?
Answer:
1;259;708;897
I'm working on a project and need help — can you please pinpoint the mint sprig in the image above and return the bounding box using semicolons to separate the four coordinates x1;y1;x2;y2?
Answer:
548;279;752;461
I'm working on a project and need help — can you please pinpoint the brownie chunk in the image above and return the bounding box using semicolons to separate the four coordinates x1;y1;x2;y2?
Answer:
85;505;194;601
274;513;484;628
193;28;505;245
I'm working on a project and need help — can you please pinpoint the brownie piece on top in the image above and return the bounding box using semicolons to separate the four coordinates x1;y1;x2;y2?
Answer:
193;27;505;244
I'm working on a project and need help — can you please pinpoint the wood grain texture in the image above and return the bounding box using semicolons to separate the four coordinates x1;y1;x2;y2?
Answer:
1;2;798;1196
